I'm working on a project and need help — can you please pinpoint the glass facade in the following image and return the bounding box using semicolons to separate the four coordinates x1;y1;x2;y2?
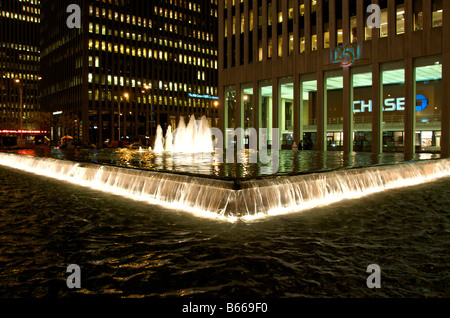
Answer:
415;56;442;151
220;0;447;154
300;75;318;150
259;81;273;146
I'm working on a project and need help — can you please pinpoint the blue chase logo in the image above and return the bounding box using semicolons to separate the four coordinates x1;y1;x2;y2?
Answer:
415;94;429;112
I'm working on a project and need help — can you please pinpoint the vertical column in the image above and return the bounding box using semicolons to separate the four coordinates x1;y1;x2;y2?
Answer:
293;2;300;145
252;80;259;131
227;0;233;68
272;0;277;59
317;0;324;51
293;75;301;146
371;63;383;154
441;0;450;156
343;66;353;153
235;82;242;130
282;0;289;58
304;0;311;58
236;0;241;66
316;0;326;152
404;58;416;155
404;0;415;154
356;0;365;46
343;0;350;44
423;0;432;53
253;0;259;63
371;0;382;154
218;0;225;134
262;0;268;60
243;0;249;65
317;70;326;152
330;0;336;49
293;0;299;56
123;101;127;139
342;0;353;153
272;78;279;149
388;0;396;40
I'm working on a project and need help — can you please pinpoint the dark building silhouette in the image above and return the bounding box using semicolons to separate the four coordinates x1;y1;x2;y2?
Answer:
40;0;218;146
0;0;42;134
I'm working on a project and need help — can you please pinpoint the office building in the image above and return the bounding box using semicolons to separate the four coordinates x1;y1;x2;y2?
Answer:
0;0;42;139
218;0;449;155
40;0;218;146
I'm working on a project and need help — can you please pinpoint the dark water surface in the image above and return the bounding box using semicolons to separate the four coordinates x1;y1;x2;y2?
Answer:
0;164;449;298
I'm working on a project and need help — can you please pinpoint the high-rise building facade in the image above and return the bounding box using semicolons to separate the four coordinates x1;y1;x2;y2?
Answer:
0;0;42;135
218;0;450;156
40;0;218;146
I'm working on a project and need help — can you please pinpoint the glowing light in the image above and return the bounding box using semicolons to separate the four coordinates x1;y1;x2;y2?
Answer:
0;153;449;223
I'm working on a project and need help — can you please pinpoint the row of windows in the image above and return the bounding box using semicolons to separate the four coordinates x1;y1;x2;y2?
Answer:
87;73;217;96
88;40;218;70
87;89;216;109
1;42;39;54
1;71;40;81
0;10;40;23
89;5;215;44
224;0;444;66
88;23;217;57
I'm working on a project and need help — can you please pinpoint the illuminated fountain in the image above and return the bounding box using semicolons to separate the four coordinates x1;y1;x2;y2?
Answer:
0;151;449;222
153;125;165;153
153;115;214;154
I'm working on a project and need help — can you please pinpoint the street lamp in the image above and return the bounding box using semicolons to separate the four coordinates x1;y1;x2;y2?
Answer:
142;84;153;140
14;79;24;146
119;92;129;141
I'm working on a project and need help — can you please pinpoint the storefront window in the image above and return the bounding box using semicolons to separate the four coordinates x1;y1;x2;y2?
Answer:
382;62;405;151
352;66;373;152
259;81;273;145
326;70;343;149
280;79;294;147
225;86;236;130
241;84;254;131
415;56;442;152
300;74;317;150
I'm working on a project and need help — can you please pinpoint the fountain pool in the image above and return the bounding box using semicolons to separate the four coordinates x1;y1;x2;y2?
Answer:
0;148;448;221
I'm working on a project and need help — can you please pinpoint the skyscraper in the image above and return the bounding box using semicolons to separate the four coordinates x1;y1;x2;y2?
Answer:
218;0;450;156
0;0;42;136
40;0;218;146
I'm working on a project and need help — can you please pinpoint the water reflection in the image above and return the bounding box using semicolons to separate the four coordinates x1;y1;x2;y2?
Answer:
4;148;441;180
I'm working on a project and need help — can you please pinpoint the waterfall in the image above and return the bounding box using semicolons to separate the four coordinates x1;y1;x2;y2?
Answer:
1;152;449;221
0;152;236;221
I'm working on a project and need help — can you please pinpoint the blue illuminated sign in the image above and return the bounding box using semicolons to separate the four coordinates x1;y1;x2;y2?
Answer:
332;44;361;66
353;95;429;113
188;93;219;100
415;95;428;112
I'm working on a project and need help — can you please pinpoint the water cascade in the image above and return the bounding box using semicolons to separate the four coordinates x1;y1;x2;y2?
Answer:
0;152;449;221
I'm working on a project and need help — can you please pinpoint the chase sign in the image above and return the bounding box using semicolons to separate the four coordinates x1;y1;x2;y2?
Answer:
353;95;429;113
